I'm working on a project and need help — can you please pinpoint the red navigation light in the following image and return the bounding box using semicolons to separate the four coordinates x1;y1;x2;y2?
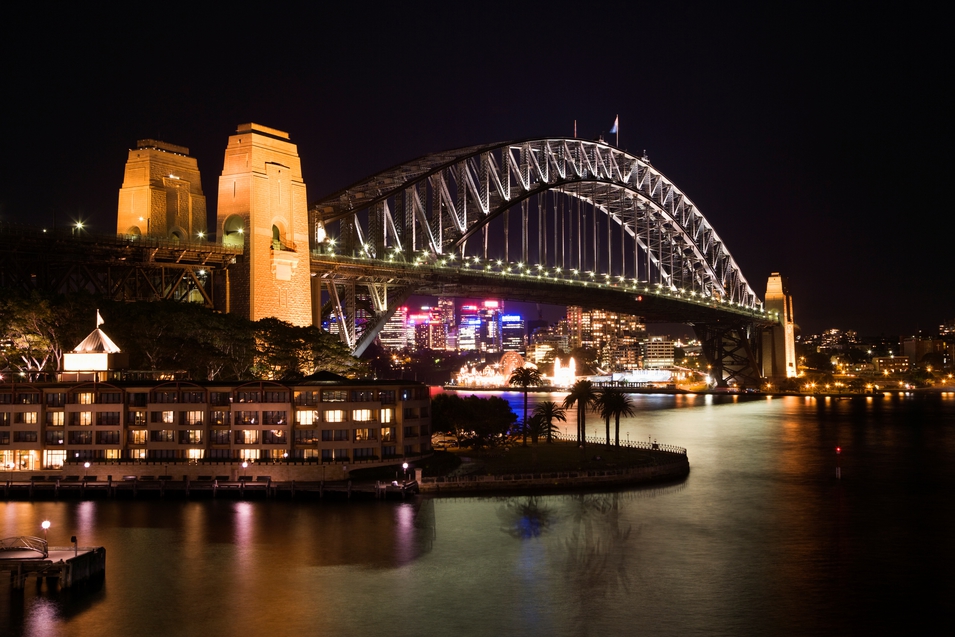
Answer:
636;295;643;301
836;447;841;454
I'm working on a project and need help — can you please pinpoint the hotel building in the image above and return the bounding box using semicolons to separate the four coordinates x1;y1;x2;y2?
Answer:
0;374;431;473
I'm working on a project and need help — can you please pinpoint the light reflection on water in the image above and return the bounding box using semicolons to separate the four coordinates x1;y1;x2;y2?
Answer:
2;394;954;637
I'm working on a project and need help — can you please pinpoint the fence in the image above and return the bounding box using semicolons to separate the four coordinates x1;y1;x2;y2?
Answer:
550;431;686;455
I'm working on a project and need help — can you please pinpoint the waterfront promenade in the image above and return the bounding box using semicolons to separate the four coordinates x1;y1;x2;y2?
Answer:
2;436;689;499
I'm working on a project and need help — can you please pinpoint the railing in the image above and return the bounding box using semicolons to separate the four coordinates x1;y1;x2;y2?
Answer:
0;535;48;559
550;431;687;455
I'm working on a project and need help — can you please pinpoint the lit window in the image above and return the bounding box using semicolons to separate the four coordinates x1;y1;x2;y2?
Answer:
324;409;345;423
162;411;174;424
236;430;259;444
296;410;317;425
353;428;377;442
352;409;373;422
380;408;393;424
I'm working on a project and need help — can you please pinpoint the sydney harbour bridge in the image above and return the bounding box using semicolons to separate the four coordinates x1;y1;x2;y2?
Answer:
0;132;793;387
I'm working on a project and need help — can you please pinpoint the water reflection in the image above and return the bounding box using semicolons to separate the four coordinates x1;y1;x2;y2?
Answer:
3;394;954;637
497;496;556;539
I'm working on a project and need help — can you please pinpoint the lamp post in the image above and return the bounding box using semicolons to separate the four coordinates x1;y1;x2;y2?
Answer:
242;461;248;478
402;462;409;482
41;520;50;543
84;461;90;478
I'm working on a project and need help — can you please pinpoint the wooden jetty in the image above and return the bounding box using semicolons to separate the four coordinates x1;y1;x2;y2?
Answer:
0;536;106;589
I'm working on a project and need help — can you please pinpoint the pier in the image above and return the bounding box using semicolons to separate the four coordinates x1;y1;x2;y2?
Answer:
0;536;106;589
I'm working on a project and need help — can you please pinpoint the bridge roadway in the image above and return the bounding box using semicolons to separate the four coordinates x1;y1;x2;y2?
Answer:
311;252;778;326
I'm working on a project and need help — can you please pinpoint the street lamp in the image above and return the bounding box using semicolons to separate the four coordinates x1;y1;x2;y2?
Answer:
41;520;50;542
84;461;90;478
402;462;409;482
242;461;248;478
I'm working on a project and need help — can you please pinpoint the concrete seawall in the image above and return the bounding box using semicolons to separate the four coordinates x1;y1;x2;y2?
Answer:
419;452;689;494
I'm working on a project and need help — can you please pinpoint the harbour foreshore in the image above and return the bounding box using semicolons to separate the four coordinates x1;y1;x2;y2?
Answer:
418;450;689;494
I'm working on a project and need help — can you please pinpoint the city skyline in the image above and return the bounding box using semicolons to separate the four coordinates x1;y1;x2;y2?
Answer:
1;3;950;336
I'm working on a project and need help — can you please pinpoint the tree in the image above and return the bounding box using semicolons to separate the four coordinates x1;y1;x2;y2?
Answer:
508;366;543;446
431;393;517;450
533;401;567;444
594;388;635;447
563;380;598;446
0;291;94;380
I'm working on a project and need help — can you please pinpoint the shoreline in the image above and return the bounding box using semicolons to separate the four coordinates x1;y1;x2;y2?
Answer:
419;451;689;494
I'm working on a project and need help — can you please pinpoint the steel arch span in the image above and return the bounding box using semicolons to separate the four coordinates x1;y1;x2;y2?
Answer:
309;137;774;386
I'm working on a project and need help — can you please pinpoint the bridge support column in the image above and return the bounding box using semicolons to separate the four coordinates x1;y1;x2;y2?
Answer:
695;322;763;388
761;273;797;381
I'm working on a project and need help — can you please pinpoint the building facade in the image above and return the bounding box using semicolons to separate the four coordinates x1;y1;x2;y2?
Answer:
0;376;431;472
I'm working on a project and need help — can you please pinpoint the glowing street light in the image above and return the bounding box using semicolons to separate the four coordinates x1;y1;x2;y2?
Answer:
41;520;50;542
402;462;409;481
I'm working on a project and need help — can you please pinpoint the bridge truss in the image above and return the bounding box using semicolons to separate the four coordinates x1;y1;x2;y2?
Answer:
0;225;239;309
310;138;775;386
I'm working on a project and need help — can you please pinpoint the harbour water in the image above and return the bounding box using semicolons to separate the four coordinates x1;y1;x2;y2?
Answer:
2;392;954;636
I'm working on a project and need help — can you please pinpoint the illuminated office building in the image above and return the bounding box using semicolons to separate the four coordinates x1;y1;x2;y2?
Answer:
501;315;526;354
566;306;646;371
379;306;411;350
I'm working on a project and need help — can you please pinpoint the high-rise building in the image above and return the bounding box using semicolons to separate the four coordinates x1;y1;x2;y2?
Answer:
527;326;570;366
379;306;411;350
644;337;675;369
501;315;526;354
457;305;480;351
479;301;502;352
566;306;646;371
437;298;456;351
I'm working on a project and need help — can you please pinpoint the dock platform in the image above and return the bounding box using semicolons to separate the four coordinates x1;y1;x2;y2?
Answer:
0;537;106;589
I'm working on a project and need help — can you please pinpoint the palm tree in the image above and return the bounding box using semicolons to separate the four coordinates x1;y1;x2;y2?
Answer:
533;401;567;444
595;388;635;446
595;389;614;446
609;390;635;447
508;366;543;446
563;380;598;446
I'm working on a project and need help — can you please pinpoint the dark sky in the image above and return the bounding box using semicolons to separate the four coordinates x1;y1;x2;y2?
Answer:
1;2;950;337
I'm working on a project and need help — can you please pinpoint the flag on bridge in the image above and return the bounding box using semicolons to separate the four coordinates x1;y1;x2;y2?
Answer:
96;309;104;327
610;115;618;134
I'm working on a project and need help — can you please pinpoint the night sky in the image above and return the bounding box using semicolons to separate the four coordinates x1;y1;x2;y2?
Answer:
1;2;950;337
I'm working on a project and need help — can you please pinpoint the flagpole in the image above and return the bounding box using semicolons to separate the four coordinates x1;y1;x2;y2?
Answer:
616;114;619;148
